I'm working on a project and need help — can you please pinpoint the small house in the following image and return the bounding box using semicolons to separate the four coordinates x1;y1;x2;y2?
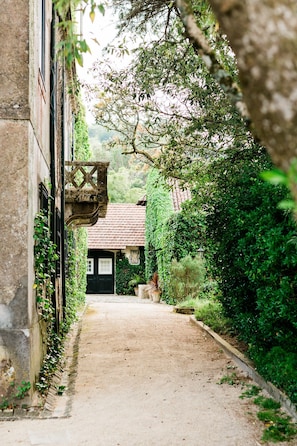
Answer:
87;203;146;294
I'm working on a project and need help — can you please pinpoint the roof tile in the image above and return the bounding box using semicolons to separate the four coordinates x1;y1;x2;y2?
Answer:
88;203;146;250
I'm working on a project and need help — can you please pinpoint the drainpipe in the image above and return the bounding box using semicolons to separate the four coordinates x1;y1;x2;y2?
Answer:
61;61;66;315
50;4;57;331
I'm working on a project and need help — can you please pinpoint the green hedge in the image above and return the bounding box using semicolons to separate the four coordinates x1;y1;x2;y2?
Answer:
199;145;297;404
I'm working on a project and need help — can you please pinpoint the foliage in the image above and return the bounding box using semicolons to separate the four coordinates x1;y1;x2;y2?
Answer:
36;332;65;395
108;167;146;203
88;125;148;203
251;347;297;407
33;211;59;321
86;0;297;412
0;381;31;410
164;204;205;261
54;0;105;67
86;1;244;183
194;145;297;404
74;104;92;160
194;299;233;335
64;228;88;331
128;273;145;288
35;101;90;396
145;169;174;284
257;410;297;443
167;255;205;303
64;100;90;328
115;251;145;295
240;386;297;443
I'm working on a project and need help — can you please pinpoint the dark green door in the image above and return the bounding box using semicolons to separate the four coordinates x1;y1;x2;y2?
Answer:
87;251;114;294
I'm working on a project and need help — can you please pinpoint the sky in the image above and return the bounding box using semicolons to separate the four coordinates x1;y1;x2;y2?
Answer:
76;6;119;123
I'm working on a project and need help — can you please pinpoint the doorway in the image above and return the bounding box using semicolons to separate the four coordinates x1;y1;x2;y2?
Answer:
87;250;114;294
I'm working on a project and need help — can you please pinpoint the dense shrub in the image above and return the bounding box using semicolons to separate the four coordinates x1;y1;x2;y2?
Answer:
167;255;205;303
199;145;297;403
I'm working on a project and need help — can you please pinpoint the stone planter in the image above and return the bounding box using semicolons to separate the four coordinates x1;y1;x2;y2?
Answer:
152;290;161;303
138;284;149;299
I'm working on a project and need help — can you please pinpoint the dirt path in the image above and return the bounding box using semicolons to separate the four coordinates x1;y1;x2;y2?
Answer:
0;296;287;445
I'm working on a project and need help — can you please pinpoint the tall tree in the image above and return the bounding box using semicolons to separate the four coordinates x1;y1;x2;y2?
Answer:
110;0;297;199
87;5;248;183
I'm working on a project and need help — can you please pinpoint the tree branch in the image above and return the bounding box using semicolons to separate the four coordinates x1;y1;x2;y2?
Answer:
175;0;249;120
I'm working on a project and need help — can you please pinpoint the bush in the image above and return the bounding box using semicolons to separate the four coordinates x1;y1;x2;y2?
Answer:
167;255;205;303
197;145;297;404
194;299;233;335
251;346;297;405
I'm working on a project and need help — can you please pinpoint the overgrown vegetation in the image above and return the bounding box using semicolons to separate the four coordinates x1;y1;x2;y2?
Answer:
36;103;91;395
198;147;297;405
240;386;297;443
167;255;205;302
194;299;233;335
0;381;31;410
33;210;59;322
115;251;145;295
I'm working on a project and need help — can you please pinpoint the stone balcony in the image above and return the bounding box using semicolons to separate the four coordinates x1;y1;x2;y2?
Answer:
65;161;109;227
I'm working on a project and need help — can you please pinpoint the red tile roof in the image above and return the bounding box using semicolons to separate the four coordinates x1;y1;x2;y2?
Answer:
170;183;191;212
87;203;146;250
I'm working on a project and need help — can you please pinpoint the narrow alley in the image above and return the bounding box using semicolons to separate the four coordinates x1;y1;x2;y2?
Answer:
0;296;275;445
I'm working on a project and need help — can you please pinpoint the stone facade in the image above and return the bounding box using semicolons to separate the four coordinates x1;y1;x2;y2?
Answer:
0;0;73;402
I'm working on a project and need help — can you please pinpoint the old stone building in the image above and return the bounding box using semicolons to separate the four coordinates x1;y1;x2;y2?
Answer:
0;1;108;403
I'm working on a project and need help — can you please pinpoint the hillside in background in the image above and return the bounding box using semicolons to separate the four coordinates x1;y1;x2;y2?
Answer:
89;124;148;203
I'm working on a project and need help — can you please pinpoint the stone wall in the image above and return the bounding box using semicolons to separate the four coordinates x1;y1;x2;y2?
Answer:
0;0;51;402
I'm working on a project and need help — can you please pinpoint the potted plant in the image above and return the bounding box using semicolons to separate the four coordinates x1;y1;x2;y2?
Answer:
128;274;145;296
149;272;162;303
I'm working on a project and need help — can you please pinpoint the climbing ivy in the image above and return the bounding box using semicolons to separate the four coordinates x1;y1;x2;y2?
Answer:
145;169;173;286
34;209;63;395
36;101;91;395
33;210;58;321
115;251;145;295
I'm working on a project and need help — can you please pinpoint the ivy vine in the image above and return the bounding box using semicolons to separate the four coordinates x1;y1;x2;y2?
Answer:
33;210;58;321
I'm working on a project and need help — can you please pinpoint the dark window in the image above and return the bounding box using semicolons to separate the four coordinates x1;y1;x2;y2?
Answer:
39;182;48;216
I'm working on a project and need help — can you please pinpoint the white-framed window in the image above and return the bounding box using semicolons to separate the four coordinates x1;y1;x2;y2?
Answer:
86;258;94;275
129;249;140;265
99;258;112;275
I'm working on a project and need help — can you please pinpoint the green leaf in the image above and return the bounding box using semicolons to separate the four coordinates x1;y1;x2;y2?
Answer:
260;169;288;186
277;199;295;210
98;4;105;15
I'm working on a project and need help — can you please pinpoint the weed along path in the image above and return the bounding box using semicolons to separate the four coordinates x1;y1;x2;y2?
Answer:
0;295;292;445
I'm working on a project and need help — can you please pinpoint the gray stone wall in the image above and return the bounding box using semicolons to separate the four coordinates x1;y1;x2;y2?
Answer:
0;0;30;120
0;0;50;402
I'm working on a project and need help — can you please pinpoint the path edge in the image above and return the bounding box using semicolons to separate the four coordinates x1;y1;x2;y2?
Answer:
190;316;297;421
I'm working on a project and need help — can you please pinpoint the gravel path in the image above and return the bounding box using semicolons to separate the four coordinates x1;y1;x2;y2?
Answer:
0;295;280;445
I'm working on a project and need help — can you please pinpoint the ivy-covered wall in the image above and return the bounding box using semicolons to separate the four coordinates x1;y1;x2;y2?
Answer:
145;169;202;301
35;102;91;396
115;249;145;295
65;101;91;316
145;169;173;286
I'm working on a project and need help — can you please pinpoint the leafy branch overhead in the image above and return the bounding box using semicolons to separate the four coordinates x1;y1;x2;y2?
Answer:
54;0;105;67
86;4;249;183
108;0;297;202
